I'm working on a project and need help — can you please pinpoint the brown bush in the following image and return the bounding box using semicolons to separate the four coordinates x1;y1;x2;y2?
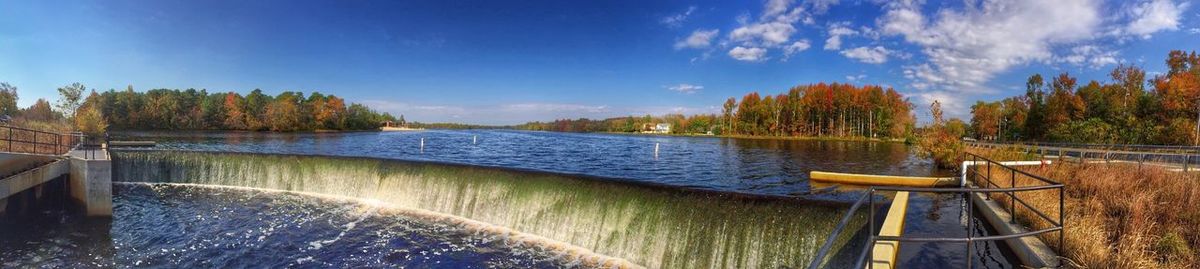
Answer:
970;148;1200;268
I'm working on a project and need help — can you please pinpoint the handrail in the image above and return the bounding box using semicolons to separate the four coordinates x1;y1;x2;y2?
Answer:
807;151;1065;269
968;140;1200;171
1;125;84;155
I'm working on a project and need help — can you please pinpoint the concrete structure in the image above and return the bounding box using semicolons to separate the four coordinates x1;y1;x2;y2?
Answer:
68;149;112;216
968;183;1060;268
1;149;111;217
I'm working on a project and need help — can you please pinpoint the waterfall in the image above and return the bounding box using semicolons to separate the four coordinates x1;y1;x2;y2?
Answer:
112;150;863;268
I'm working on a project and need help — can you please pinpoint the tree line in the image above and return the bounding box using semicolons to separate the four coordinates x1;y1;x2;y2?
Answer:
720;83;914;138
969;50;1200;145
519;83;917;139
0;83;399;132
517;114;721;134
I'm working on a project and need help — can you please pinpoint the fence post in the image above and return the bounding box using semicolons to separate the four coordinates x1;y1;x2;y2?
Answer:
1010;171;1016;224
868;189;875;269
966;189;975;269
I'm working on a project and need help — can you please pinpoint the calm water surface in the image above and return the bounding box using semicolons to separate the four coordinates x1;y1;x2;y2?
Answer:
118;129;947;198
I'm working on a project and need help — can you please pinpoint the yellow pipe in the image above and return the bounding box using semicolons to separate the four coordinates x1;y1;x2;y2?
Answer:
809;171;957;187
868;191;909;269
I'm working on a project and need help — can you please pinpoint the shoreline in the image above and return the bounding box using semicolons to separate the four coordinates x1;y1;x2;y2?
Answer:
595;131;908;143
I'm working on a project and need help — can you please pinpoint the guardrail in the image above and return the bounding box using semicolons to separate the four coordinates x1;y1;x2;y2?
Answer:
808;152;1064;269
1;125;83;155
968;140;1200;171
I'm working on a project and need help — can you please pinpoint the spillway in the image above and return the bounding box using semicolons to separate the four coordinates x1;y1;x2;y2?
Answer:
112;150;864;268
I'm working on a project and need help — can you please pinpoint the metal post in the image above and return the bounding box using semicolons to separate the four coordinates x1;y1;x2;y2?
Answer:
868;189;875;269
966;189;974;269
1059;187;1065;262
1010;171;1016;224
1185;154;1191;172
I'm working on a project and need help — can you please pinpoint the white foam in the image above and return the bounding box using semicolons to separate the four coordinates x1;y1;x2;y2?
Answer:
117;182;645;269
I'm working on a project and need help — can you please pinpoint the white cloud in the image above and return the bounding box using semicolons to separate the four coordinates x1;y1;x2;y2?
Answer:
720;0;810;61
1056;45;1120;68
840;46;891;64
730;21;798;46
764;0;795;18
783;40;811;60
1125;0;1188;38
729;46;768;62
502;103;610;113
846;74;867;82
665;83;704;94
806;0;841;14
823;23;859;50
878;0;1102;100
661;6;697;27
1190;28;1200;34
675;29;720;49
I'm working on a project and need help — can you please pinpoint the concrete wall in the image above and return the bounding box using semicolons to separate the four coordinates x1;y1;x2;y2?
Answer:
69;152;112;217
0;158;69;215
0;152;56;176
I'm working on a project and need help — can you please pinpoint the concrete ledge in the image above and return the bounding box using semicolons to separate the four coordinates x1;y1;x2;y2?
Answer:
968;186;1060;268
811;171;958;187
867;191;909;269
0;159;69;200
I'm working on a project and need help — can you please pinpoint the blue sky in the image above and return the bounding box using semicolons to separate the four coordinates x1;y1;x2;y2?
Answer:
2;0;1198;124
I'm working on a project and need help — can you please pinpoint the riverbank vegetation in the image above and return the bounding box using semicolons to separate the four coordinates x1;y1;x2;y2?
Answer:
0;82;398;132
916;101;964;168
969;50;1200;145
970;146;1199;268
520;83;916;140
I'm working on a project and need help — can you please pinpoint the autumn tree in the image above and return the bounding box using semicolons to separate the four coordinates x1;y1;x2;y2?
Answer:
0;82;18;117
23;99;57;121
56;82;86;118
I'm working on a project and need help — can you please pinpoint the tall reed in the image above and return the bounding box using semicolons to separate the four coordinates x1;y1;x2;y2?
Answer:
970;148;1199;268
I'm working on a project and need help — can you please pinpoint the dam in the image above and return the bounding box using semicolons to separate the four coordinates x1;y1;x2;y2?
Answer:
110;150;865;268
3;130;1039;268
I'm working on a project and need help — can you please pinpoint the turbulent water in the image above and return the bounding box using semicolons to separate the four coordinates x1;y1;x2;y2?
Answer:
0;183;573;268
112;150;866;268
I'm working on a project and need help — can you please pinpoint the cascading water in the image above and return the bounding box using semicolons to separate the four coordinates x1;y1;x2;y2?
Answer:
112;150;864;268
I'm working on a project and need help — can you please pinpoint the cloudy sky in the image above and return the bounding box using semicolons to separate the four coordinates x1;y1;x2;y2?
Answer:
2;0;1197;124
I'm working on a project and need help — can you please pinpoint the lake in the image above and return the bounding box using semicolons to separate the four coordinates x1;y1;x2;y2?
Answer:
115;129;949;198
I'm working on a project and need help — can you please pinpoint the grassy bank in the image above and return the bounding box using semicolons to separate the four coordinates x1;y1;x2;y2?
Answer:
969;147;1199;268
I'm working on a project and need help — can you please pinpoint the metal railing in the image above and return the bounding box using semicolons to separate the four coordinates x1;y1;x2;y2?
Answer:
808;152;1064;269
73;132;107;159
1;125;83;155
968;140;1200;171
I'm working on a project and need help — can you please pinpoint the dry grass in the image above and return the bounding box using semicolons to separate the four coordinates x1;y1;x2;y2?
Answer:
970;147;1200;268
1;118;75;154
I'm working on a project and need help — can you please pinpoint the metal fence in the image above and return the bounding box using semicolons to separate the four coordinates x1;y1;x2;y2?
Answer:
0;125;83;155
969;140;1200;171
808;152;1064;269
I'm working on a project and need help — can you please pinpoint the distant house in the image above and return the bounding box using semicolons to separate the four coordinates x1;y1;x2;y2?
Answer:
638;123;671;134
654;123;670;133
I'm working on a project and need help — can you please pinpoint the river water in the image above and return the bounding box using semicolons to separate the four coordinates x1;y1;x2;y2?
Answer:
1;130;1019;268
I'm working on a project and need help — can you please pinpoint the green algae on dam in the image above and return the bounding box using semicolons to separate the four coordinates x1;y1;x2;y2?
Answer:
112;150;864;268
